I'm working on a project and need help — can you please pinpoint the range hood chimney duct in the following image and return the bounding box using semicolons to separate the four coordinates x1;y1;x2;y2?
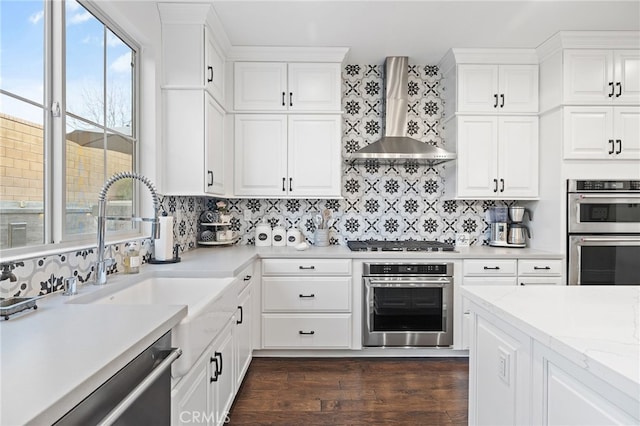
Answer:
349;57;456;165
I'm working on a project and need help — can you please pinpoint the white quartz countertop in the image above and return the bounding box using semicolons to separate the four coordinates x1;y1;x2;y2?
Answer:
462;285;640;401
0;301;186;426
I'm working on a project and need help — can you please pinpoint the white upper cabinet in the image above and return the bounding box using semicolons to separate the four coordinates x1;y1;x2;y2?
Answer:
205;95;225;195
564;106;640;160
457;64;538;113
234;62;341;112
234;114;342;198
448;115;538;199
564;49;640;105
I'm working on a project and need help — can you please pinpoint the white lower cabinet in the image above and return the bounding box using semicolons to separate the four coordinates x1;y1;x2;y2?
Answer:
468;299;639;425
171;264;255;426
261;258;352;349
518;259;563;286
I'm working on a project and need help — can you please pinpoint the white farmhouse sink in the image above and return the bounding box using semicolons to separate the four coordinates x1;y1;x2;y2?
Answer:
70;276;236;378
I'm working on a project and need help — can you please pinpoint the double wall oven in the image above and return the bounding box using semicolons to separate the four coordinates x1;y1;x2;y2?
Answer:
567;179;640;285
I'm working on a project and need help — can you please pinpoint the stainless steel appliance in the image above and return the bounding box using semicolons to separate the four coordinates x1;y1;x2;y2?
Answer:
567;179;640;285
347;240;455;252
55;332;181;425
362;262;454;347
488;206;531;248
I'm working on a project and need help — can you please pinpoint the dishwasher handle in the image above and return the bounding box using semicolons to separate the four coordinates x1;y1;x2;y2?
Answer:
365;278;452;288
96;347;182;426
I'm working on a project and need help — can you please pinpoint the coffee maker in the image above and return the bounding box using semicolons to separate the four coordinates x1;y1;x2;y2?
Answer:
488;206;532;248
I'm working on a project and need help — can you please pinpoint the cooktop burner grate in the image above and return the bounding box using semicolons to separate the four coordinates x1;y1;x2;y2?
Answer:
347;240;455;252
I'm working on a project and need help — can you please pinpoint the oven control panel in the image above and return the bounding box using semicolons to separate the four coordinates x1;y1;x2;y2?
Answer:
570;180;640;192
365;263;452;276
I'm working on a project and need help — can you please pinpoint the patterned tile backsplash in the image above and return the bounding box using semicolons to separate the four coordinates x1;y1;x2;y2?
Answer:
2;63;513;299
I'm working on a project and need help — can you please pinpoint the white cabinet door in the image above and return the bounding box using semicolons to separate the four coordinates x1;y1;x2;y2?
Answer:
235;283;252;390
498;116;539;198
288;115;342;197
205;94;225;195
457;65;499;112
456;116;499;197
563;107;614;159
234;62;287;111
210;320;235;426
499;65;539;113
614;50;640;104
171;352;210;425
234;115;288;196
204;26;225;103
613;106;640;160
287;63;342;111
563;50;614;104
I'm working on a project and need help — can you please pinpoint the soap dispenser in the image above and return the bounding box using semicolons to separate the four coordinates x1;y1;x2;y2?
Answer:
123;241;141;274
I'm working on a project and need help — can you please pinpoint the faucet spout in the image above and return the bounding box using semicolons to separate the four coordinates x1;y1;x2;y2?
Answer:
95;172;160;285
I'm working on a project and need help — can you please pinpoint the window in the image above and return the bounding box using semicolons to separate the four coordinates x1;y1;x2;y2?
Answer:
0;0;138;252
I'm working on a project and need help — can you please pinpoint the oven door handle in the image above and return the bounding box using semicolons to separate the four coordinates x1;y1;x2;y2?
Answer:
576;194;640;202
366;279;451;288
578;236;640;243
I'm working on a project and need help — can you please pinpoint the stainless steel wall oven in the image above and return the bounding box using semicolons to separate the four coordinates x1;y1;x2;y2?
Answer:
363;262;453;347
567;179;640;285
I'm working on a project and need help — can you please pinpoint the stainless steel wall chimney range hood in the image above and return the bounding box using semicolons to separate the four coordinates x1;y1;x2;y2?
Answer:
349;57;456;165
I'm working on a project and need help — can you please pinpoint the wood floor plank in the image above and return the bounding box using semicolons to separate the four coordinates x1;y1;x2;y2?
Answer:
228;357;468;425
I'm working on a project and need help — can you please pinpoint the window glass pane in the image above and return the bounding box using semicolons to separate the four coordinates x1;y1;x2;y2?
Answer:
64;1;136;239
0;0;44;104
65;0;105;125
0;95;45;249
0;0;45;250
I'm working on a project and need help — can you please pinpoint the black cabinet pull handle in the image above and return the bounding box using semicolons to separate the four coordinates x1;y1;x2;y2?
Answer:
299;330;315;335
520;282;525;286
616;139;622;155
207;66;213;83
493;94;498;108
282;177;286;191
210;357;219;382
289;92;293;107
289;177;293;192
493;178;498;193
500;94;505;108
608;139;615;155
616;82;622;97
282;92;286;106
299;294;315;298
299;265;316;270
484;266;500;270
243;275;252;281
236;306;243;324
608;82;615;97
214;351;223;375
500;178;505;193
533;266;551;270
207;170;213;187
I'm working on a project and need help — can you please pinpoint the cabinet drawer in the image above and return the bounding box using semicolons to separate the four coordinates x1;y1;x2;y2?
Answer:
464;259;517;276
464;277;517;286
262;314;351;348
262;258;351;276
518;277;563;286
518;259;562;276
262;277;351;312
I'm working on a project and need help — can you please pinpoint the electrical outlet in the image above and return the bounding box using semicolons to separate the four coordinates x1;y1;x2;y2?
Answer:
498;349;510;384
243;210;252;221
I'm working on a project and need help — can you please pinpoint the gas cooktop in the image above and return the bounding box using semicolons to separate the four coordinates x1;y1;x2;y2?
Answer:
347;240;456;252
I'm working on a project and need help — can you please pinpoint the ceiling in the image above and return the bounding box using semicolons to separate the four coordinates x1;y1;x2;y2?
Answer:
211;0;640;64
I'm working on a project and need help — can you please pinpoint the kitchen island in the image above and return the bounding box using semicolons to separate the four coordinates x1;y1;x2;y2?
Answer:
462;285;640;425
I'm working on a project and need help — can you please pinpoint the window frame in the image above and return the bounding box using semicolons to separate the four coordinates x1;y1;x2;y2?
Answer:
0;0;142;260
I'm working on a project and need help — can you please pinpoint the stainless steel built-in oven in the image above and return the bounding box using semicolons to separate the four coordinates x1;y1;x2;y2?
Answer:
567;179;640;285
363;262;453;347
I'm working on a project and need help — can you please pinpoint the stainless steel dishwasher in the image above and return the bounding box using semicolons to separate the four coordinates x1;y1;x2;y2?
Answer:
54;331;181;426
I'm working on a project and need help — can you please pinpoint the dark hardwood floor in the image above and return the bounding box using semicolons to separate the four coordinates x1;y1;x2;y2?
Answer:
227;357;468;425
